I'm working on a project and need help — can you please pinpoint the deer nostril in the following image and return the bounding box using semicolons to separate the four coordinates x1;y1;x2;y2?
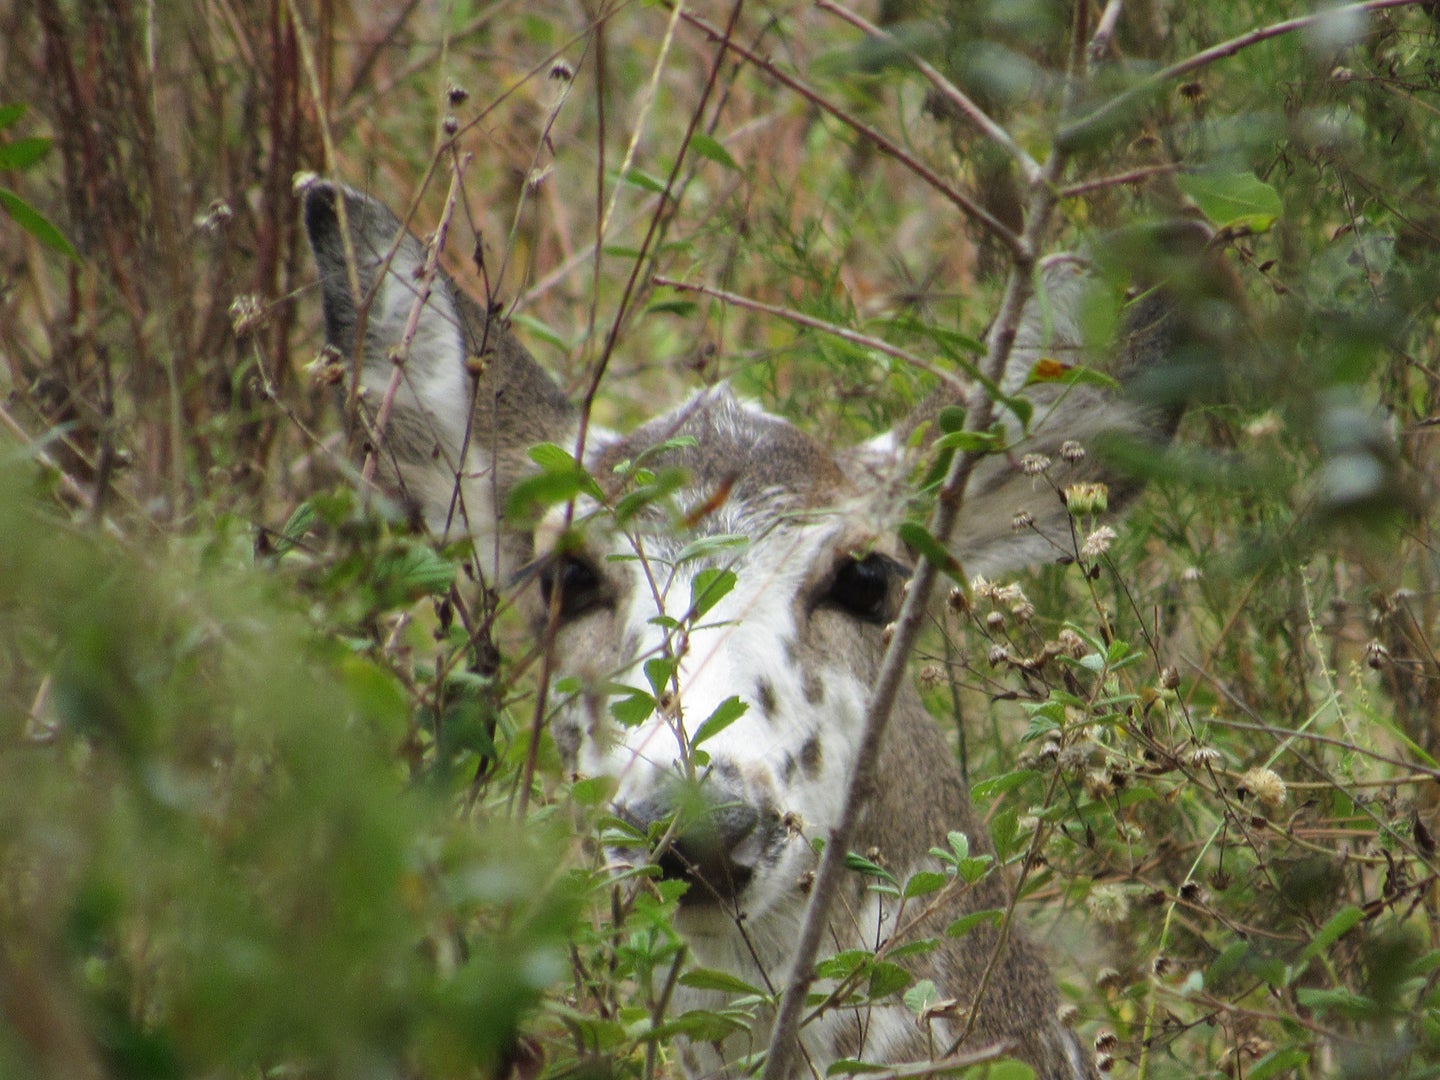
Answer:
617;793;772;906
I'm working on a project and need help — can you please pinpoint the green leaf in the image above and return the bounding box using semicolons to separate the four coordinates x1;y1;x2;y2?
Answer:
970;769;1039;801
644;657;676;698
1248;1049;1309;1080
570;776;615;807
610;689;656;727
0;104;25;130
902;979;939;1015
527;441;580;472
374;543;454;598
1294;987;1374;1017
0;136;50;171
933;429;1004;453
272;500;316;555
676;533;748;564
987;1064;1036;1080
1298;904;1364;966
826;1060;891;1076
689;567;737;620
679;968;767;996
691;696;748;747
945;909;1002;938
1175;170;1283;232
897;522;963;582
689;133;738;171
844;852;897;886
0;188;77;260
902;871;947;898
990;810;1020;860
620;167;667;195
505;468;586;521
866;961;911;999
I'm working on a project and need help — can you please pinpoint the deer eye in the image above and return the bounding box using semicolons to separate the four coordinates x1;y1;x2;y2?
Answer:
825;555;894;623
539;554;605;620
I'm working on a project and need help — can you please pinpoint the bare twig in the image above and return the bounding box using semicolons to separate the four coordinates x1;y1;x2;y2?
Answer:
671;6;1024;257
651;275;968;391
1059;0;1429;148
814;0;1040;185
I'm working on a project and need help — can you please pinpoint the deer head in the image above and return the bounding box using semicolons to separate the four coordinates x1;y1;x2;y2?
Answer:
304;180;1184;1080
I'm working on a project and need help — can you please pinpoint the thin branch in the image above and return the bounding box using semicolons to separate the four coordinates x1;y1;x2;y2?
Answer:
1058;162;1182;199
671;6;1024;258
1059;0;1429;148
651;275;967;391
813;0;1040;185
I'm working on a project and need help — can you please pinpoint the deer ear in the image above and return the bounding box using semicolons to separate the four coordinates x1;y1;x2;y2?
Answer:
867;255;1177;578
303;181;576;577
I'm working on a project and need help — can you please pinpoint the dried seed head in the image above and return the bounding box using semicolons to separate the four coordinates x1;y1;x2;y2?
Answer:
986;643;1010;667
306;345;347;387
1159;665;1181;690
1086;884;1131;926
1240;767;1287;810
947;586;969;613
1056;1003;1080;1027
985;610;1007;632
1020;453;1053;476
228;294;266;337
1012;509;1035;531
1096;1052;1115;1073
447;83;470;105
1095;967;1123;991
1085;770;1115;800
995;583;1027;606
971;575;998;601
1060;439;1086;463
1366;639;1391;669
1095;1030;1119;1053
1184;745;1223;769
1057;628;1088;658
1178;880;1206;904
550;60;575;81
1081;525;1118;559
1011;601;1035;623
442;114;459;136
1180;565;1203;583
918;664;945;691
1152;954;1172;977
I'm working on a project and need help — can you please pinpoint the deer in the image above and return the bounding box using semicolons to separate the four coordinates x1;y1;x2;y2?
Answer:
303;179;1186;1080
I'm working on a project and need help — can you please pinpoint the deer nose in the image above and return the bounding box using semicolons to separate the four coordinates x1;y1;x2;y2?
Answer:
617;788;776;905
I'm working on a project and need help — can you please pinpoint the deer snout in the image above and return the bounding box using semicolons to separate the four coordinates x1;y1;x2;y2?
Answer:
616;787;786;906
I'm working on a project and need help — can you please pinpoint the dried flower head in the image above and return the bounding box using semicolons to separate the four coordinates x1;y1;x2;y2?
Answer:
1012;509;1035;531
228;294;266;337
1094;1030;1119;1053
1180;565;1203;583
194;198;234;233
946;586;969;613
918;664;945;691
1057;628;1088;659
1366;639;1391;669
1020;453;1053;476
985;610;1006;632
1060;439;1086;463
986;643;1010;667
1087;884;1130;926
1159;665;1181;690
1184;745;1223;769
447;83;470;105
971;575;998;601
1081;525;1118;560
550;60;575;81
1240;767;1287;810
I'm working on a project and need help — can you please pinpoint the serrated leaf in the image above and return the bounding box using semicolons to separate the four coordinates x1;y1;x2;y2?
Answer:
1175;170;1282;232
945;909;1003;938
689;133;738;170
866;961;911;999
374;543;454;597
692;696;748;747
679;967;767;996
990;810;1020;860
897;521;962;582
0;188;77;260
955;855;993;884
610;690;656;728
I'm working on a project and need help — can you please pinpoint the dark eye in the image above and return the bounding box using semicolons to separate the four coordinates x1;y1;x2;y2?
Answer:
539;555;604;620
826;555;893;623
